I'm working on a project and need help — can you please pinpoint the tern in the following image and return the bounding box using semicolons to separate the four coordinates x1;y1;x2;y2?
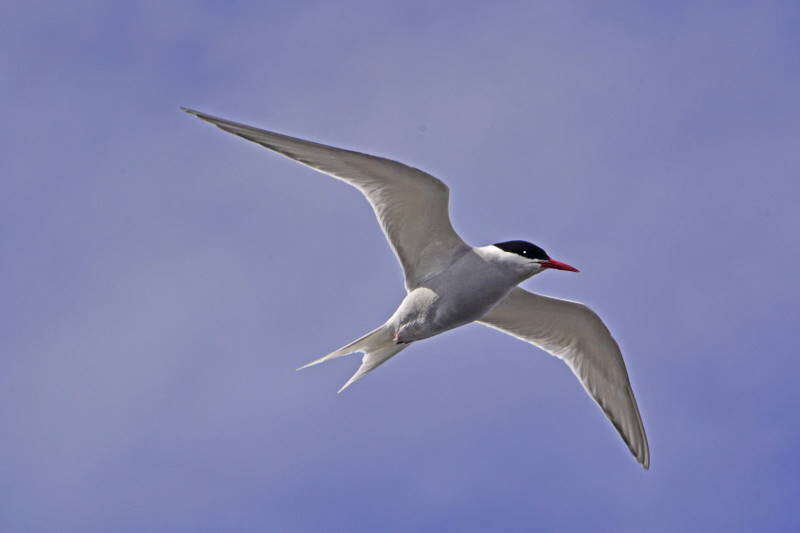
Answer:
182;108;650;468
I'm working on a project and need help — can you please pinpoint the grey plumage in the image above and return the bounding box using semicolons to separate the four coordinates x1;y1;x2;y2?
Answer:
183;108;650;469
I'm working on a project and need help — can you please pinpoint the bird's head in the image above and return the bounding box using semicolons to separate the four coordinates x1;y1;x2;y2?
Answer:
491;240;579;279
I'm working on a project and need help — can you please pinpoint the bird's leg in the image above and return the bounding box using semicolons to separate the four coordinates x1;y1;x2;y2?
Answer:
393;327;414;345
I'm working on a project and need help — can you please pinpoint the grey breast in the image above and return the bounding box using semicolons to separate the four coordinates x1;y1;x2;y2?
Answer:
424;249;517;332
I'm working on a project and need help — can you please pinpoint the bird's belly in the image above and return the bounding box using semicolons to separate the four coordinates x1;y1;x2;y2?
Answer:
393;282;512;343
432;283;511;331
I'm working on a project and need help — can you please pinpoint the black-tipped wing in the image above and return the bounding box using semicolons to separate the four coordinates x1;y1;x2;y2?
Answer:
479;287;650;469
183;108;468;290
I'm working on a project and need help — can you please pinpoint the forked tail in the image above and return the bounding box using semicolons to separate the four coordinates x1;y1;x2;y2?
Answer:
296;323;408;393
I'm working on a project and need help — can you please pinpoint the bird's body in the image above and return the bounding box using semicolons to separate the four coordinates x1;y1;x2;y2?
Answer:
183;108;651;469
393;246;525;343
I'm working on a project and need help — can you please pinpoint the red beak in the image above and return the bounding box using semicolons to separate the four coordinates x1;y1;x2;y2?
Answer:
541;259;580;272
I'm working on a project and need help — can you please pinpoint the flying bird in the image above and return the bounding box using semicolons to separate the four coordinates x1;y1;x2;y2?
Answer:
182;108;650;469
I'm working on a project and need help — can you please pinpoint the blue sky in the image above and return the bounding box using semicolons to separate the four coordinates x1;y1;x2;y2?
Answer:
3;1;799;531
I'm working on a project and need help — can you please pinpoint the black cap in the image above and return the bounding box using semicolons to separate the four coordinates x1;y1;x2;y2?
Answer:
493;240;549;260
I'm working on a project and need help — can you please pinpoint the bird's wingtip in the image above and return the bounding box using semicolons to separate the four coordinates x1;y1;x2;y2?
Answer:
637;449;650;470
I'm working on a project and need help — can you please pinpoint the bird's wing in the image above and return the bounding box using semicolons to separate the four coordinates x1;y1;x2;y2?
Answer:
478;287;650;468
182;108;469;289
